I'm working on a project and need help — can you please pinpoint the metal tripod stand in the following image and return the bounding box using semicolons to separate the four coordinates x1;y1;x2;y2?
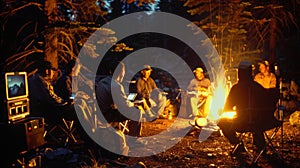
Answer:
278;77;285;159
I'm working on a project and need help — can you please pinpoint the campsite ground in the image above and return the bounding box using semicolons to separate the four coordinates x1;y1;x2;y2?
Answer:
122;117;300;168
40;116;299;168
12;114;300;168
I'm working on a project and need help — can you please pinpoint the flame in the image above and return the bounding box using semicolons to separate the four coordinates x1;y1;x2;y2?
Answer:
220;111;237;119
207;76;229;121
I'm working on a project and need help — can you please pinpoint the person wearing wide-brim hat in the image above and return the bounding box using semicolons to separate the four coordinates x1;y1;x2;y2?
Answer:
136;65;155;104
28;60;75;125
142;64;152;71
136;64;167;122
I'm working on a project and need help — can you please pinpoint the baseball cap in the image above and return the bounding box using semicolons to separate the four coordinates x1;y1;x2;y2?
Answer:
238;61;252;70
193;67;204;73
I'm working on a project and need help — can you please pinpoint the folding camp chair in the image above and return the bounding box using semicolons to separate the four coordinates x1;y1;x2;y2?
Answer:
253;122;283;164
230;111;283;166
44;117;78;147
119;120;129;134
60;118;78;146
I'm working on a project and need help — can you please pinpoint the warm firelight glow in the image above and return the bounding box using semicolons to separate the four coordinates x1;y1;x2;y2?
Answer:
207;76;229;121
219;111;237;119
195;117;208;127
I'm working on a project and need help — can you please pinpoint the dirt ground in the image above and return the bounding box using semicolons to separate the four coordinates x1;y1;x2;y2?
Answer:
120;117;300;168
12;114;300;168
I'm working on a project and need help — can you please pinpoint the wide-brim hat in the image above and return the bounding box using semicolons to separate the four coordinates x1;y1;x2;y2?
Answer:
40;60;58;71
143;64;152;71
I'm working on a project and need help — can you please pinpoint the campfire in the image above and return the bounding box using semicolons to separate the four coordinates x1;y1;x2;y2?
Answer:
207;76;230;121
191;75;235;127
219;111;237;119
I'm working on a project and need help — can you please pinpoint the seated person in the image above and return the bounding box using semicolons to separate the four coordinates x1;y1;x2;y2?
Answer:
54;59;79;102
135;64;167;119
96;62;149;137
75;90;129;160
254;60;277;89
186;67;212;119
218;61;280;156
55;59;94;107
28;60;76;124
149;87;168;117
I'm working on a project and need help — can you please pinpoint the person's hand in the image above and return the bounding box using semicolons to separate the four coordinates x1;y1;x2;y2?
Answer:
200;91;209;97
66;99;74;106
187;90;198;95
133;99;144;106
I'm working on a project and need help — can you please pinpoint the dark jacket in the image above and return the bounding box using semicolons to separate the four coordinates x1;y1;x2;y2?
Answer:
28;73;69;122
223;79;280;130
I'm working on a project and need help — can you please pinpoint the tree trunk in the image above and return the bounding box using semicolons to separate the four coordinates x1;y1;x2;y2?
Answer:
269;17;276;64
44;0;58;70
44;28;58;68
